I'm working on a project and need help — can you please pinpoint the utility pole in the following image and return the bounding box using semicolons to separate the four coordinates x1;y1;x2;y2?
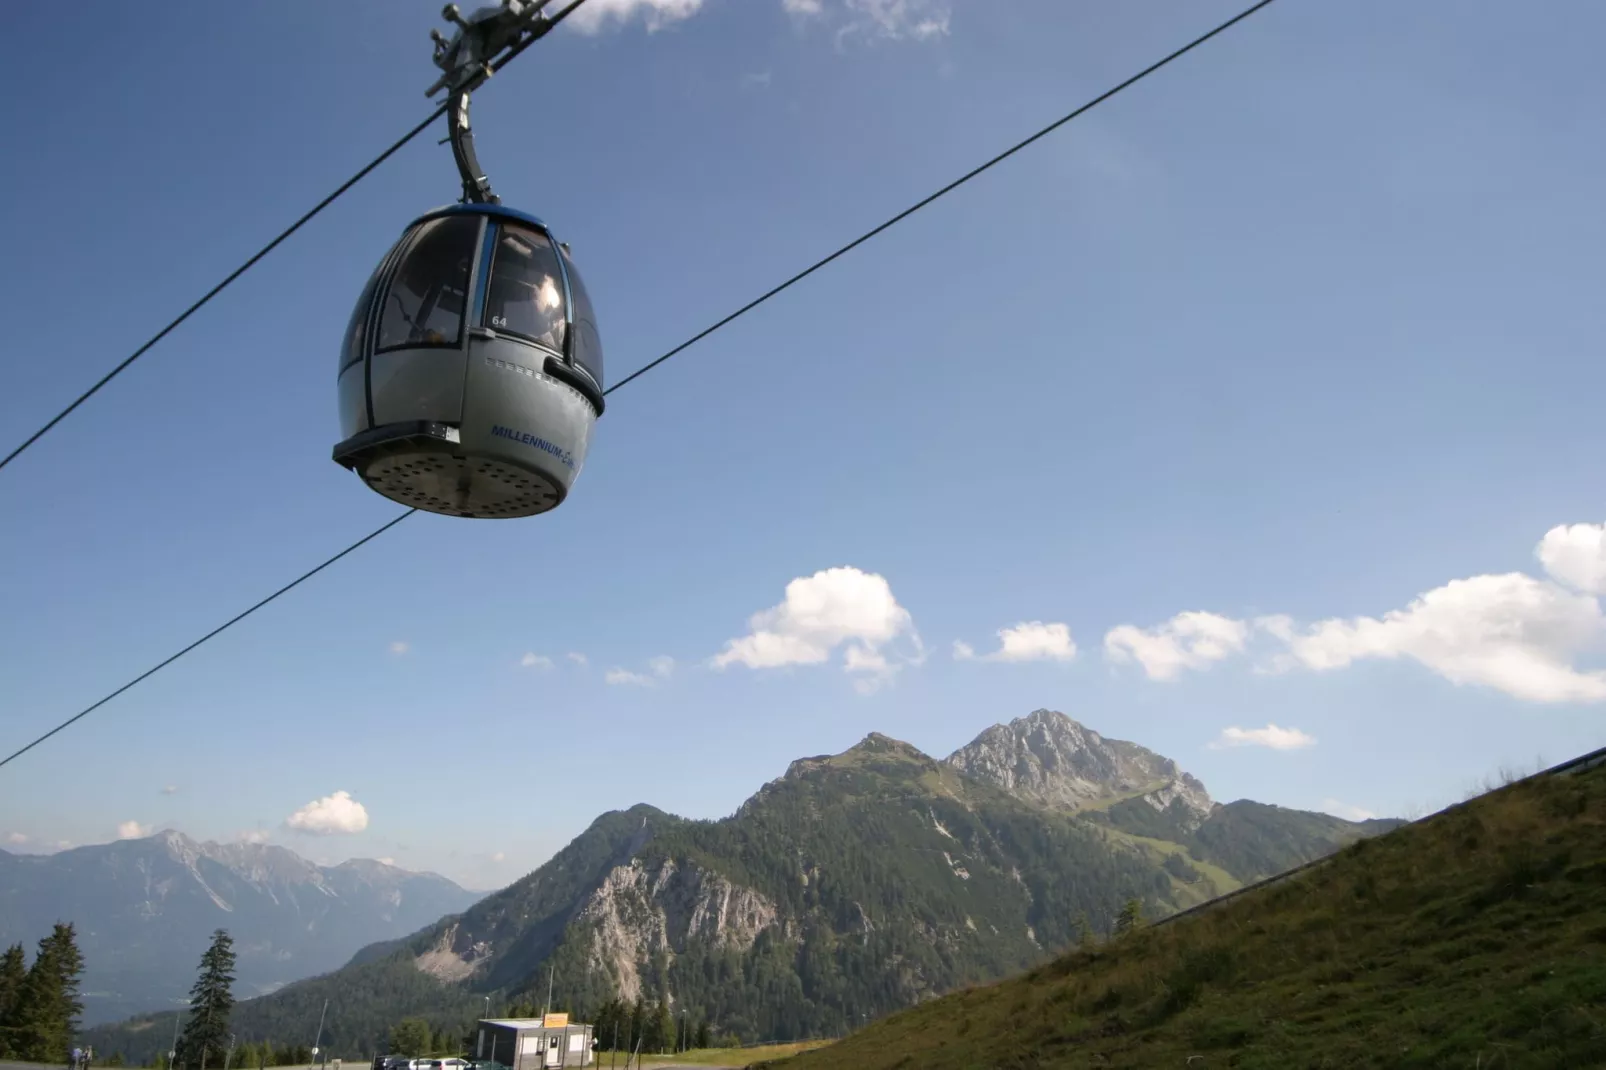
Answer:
310;999;329;1070
170;1005;185;1070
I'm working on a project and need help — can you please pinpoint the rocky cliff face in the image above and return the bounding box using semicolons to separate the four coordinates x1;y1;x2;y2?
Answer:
572;859;780;1003
946;709;1215;827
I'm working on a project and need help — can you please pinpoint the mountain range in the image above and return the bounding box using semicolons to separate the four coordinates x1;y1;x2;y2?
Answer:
0;831;481;1025
83;710;1402;1058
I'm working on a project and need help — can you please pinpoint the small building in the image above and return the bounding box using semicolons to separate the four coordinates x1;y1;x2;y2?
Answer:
477;1016;595;1069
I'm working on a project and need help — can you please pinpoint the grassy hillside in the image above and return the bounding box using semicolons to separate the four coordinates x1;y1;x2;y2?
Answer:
757;759;1606;1069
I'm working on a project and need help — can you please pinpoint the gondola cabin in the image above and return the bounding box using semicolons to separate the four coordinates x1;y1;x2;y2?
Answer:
333;203;604;518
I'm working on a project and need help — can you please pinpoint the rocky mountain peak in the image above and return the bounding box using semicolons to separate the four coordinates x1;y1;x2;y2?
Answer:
945;709;1215;819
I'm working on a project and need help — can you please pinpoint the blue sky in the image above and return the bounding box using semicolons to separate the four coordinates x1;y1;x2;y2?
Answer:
1;0;1603;892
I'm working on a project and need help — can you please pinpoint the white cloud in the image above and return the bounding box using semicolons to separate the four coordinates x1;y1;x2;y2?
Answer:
117;820;152;840
520;652;554;670
711;566;922;690
787;0;951;42
1260;571;1606;704
53;840;73;852
607;656;676;687
491;851;507;863
377;856;396;866
1537;521;1606;595
160;784;178;795
956;621;1077;663
238;830;271;845
1321;798;1378;822
1104;612;1251;680
567;652;589;667
389;640;410;656
846;0;950;40
285;790;370;836
1209;724;1317;751
6;832;28;846
567;0;703;34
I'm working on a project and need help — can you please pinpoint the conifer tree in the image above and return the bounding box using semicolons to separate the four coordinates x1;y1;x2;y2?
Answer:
651;1003;673;1055
178;930;236;1070
1113;897;1144;936
694;1020;710;1050
12;922;86;1060
0;942;27;1058
1073;910;1094;950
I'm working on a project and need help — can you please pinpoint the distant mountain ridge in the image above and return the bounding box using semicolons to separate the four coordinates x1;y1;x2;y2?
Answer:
0;830;481;1025
85;709;1403;1060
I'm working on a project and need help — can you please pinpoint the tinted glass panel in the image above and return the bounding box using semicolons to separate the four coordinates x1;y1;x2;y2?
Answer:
560;246;604;387
339;243;395;372
483;224;566;354
375;215;478;352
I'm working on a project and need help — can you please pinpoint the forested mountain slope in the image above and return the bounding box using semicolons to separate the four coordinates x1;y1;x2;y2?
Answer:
86;712;1394;1059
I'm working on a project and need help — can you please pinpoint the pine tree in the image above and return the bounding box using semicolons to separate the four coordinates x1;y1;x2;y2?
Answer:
12;922;86;1060
0;942;27;1058
178;930;236;1070
1113;897;1144;936
651;1003;673;1055
1073;910;1094;951
694;1020;710;1051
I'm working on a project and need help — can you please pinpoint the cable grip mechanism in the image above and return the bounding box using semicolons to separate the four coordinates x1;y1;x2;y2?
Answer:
426;0;555;205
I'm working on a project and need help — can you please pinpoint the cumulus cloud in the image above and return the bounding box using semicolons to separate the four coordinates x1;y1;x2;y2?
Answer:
520;652;554;670
954;621;1077;663
238;830;271;845
1259;571;1606;704
117;820;152;840
567;652;589;667
285;791;370;836
160;784;178;795
1104;612;1251;681
1321;799;1378;822
389;640;410;656
6;832;28;845
1209;724;1317;751
491;851;507;863
787;0;951;42
567;0;703;33
711;566;922;690
1537;521;1606;595
377;857;396;866
1100;524;1606;704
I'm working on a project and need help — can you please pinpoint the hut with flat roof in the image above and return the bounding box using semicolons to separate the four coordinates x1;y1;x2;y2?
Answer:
476;1016;594;1069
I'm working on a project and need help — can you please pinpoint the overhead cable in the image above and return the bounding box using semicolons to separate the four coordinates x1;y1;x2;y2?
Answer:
0;0;1279;771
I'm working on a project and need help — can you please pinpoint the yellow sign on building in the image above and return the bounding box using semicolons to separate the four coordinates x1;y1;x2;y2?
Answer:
542;1013;569;1029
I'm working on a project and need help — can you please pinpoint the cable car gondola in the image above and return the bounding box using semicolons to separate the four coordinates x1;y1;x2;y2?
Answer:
333;1;603;519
